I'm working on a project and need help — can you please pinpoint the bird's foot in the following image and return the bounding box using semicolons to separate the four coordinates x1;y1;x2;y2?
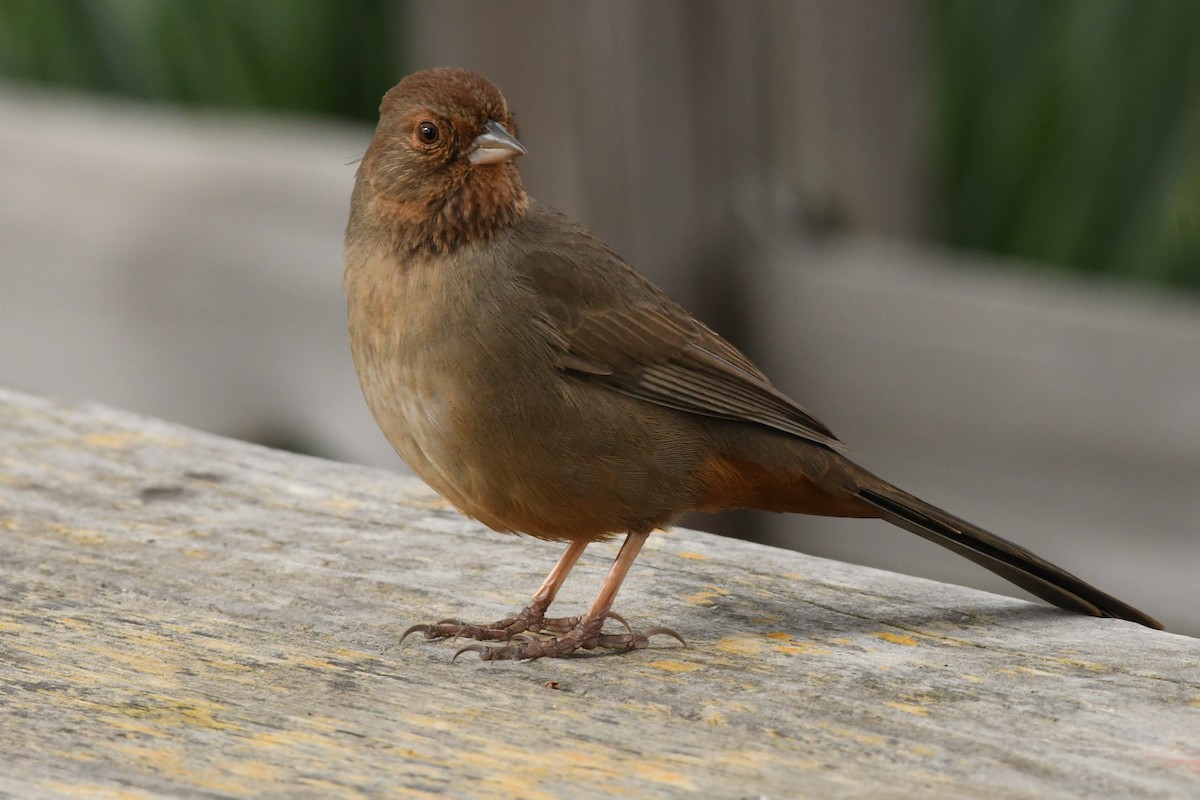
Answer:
400;607;630;643
451;615;685;661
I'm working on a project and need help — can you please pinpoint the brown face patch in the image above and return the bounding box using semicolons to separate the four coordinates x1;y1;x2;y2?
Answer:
355;69;529;255
381;68;512;140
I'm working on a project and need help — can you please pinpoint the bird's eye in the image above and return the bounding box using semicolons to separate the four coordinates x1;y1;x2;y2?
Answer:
416;121;440;145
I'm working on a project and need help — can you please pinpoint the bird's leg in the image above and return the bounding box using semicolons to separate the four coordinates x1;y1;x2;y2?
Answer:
401;539;589;642
454;532;685;661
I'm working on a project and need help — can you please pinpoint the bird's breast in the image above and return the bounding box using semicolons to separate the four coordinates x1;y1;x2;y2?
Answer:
343;243;710;541
345;247;559;524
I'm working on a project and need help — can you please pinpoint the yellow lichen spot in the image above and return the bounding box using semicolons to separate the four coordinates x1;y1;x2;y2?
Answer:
718;748;820;772
776;642;833;656
0;518;17;530
108;742;257;794
826;725;886;747
628;761;696;790
293;656;338;670
1017;665;1062;678
82;431;184;450
320;497;360;512
182;548;209;559
700;705;725;725
716;636;763;656
683;585;730;606
766;631;792;640
884;701;929;716
0;619;27;633
403;492;452;510
1189;697;1200;708
961;673;983;683
226;760;287;782
300;778;379;797
51;749;98;765
645;659;702;673
41;782;156;800
248;730;293;749
874;632;918;647
559;749;608;768
332;647;375;661
50;524;107;545
616;700;671;717
782;572;807;580
97;696;239;734
57;617;90;630
249;726;343;752
1048;656;1109;673
678;551;707;560
911;743;937;757
162;700;238;731
83;432;137;449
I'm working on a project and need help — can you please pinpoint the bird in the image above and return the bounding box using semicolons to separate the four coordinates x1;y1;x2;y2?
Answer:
343;67;1162;660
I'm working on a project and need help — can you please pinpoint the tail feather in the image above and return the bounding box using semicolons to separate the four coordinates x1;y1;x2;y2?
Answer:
856;482;1162;629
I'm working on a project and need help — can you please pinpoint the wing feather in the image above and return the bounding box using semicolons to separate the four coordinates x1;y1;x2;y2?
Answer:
520;237;845;452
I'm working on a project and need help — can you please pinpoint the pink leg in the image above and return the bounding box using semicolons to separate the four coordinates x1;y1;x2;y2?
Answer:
454;532;685;661
401;539;589;642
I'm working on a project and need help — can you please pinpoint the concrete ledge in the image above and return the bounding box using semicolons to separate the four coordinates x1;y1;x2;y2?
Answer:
1;388;1197;798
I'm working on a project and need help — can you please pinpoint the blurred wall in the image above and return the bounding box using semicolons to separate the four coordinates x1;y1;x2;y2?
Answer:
410;1;927;314
0;85;391;466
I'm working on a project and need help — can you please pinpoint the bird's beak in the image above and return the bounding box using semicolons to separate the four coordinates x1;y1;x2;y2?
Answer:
467;120;527;165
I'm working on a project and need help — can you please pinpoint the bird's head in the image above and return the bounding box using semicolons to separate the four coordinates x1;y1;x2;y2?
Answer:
353;68;530;254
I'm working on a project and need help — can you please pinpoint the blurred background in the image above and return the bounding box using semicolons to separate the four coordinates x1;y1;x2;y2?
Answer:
2;1;1197;634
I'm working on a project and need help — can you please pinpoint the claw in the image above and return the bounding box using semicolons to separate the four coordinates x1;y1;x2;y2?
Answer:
453;642;527;662
399;623;434;643
590;627;675;652
451;644;484;663
400;604;681;660
604;611;633;634
638;626;687;647
445;619;683;661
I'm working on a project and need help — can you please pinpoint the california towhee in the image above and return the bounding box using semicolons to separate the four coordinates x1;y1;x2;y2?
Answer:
344;68;1161;660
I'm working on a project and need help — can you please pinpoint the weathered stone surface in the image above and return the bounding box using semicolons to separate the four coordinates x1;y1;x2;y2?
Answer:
1;388;1196;798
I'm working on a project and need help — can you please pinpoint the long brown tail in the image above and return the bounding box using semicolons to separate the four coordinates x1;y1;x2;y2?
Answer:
855;478;1163;629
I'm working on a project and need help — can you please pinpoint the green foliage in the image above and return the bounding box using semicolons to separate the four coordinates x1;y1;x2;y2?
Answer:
930;0;1200;288
2;2;1196;288
0;0;404;120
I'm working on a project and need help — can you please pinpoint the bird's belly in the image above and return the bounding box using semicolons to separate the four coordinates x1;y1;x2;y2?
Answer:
359;348;705;540
356;354;490;519
347;259;707;539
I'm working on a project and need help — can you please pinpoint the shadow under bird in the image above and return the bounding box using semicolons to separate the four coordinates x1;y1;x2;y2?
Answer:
343;68;1162;660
